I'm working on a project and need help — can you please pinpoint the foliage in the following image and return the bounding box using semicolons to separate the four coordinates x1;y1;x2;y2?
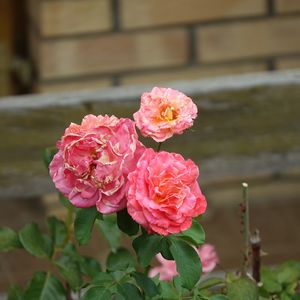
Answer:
259;261;300;299
0;186;212;299
4;197;298;300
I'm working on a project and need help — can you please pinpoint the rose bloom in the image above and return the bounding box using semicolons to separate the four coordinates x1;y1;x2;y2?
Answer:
127;148;207;235
49;114;144;214
149;244;219;281
198;244;220;273
134;87;198;142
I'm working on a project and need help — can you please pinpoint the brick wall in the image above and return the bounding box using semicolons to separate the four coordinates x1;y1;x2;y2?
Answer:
27;0;300;93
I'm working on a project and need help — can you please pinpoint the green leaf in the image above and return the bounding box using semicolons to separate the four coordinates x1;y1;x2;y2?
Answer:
133;272;159;298
277;267;299;284
117;283;143;300
287;282;298;295
43;147;57;169
176;219;205;246
159;281;178;300
198;277;225;290
74;206;99;245
283;261;300;274
281;291;293;300
209;295;229;300
292;294;300;300
79;256;102;277
160;237;174;260
47;217;67;248
24;272;65;300
117;209;139;236
7;284;24;300
91;272;114;286
262;279;282;294
55;254;83;290
227;278;259;300
58;193;74;210
132;233;162;267
61;242;77;256
61;242;102;278
80;286;111;300
106;247;135;272
261;267;282;293
173;276;183;294
97;215;121;252
0;227;22;252
110;270;129;282
170;239;202;290
19;223;52;258
60;243;100;279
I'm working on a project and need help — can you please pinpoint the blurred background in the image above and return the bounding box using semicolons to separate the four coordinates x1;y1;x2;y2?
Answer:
1;0;300;95
0;0;300;294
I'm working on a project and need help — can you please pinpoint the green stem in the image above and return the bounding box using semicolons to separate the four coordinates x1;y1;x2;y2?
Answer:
144;265;150;275
157;142;162;152
66;206;74;242
242;182;250;276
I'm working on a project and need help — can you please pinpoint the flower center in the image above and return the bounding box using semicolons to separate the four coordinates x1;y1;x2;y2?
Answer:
160;106;178;122
152;180;182;204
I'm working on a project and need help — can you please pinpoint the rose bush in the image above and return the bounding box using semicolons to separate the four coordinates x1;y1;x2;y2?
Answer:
1;86;284;300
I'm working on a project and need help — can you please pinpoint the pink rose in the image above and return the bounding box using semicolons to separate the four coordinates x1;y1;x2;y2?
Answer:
196;244;219;273
127;148;207;235
134;87;198;142
49;114;144;213
148;253;177;281
149;244;219;281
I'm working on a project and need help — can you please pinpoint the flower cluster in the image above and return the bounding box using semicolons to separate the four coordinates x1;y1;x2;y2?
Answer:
50;87;207;236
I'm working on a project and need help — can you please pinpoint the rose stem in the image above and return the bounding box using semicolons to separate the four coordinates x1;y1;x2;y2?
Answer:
251;229;261;282
242;182;250;276
157;142;162;152
66;282;73;300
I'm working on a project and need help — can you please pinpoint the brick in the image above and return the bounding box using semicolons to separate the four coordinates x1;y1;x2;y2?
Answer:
120;0;265;29
35;78;112;93
197;17;300;63
275;0;300;13
120;62;267;86
40;0;111;37
38;29;188;80
276;57;300;69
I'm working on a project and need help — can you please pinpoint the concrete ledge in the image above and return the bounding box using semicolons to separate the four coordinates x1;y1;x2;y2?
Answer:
0;70;299;199
0;69;299;111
